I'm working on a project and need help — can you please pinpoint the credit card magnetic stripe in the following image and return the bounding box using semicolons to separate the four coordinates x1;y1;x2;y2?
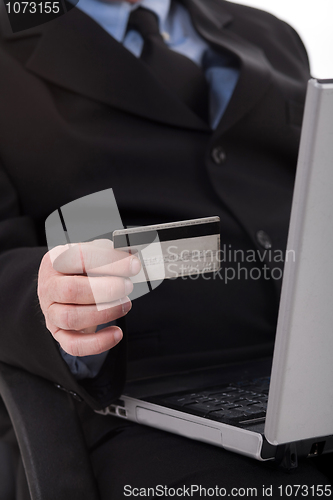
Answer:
113;217;220;248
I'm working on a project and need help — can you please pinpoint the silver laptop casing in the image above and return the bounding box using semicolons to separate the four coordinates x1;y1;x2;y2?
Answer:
265;79;333;445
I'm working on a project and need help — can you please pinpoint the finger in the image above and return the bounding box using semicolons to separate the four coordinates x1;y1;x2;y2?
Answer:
48;275;134;304
53;326;124;357
47;297;132;331
52;240;141;277
48;244;73;266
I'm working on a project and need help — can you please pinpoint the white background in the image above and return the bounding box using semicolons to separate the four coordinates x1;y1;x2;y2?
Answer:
231;0;333;78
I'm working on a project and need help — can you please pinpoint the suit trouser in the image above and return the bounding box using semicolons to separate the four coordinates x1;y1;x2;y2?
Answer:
3;400;333;499
77;406;333;499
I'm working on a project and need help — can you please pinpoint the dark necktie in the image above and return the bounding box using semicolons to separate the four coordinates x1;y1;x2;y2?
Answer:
128;7;209;122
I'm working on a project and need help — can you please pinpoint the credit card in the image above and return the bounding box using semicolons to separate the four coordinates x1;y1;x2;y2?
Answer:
113;217;221;283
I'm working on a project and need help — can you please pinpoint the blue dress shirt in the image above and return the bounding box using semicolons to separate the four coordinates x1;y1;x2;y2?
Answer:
61;0;239;380
72;0;239;129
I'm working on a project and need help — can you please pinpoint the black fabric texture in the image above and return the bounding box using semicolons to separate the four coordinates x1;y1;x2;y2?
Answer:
1;0;332;495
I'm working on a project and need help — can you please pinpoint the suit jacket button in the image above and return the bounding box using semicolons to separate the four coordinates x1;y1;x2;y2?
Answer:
211;146;227;165
54;383;83;402
256;230;272;249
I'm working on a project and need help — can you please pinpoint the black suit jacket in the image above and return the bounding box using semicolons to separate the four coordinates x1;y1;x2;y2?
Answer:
0;0;310;411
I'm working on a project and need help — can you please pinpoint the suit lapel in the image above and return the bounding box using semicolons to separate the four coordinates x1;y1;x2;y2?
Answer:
0;3;44;39
2;0;273;133
183;0;273;134
11;8;208;131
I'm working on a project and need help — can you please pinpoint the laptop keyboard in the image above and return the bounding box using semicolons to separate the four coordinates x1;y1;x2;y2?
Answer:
160;376;270;425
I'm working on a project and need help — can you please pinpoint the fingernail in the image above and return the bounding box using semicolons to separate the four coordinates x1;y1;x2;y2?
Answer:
130;256;141;275
125;278;134;294
113;328;123;344
122;299;132;314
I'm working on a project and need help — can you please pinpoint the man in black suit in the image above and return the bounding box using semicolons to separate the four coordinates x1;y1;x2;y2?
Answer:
0;0;331;496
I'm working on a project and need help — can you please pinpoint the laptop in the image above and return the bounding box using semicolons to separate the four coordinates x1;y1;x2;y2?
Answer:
96;78;333;468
